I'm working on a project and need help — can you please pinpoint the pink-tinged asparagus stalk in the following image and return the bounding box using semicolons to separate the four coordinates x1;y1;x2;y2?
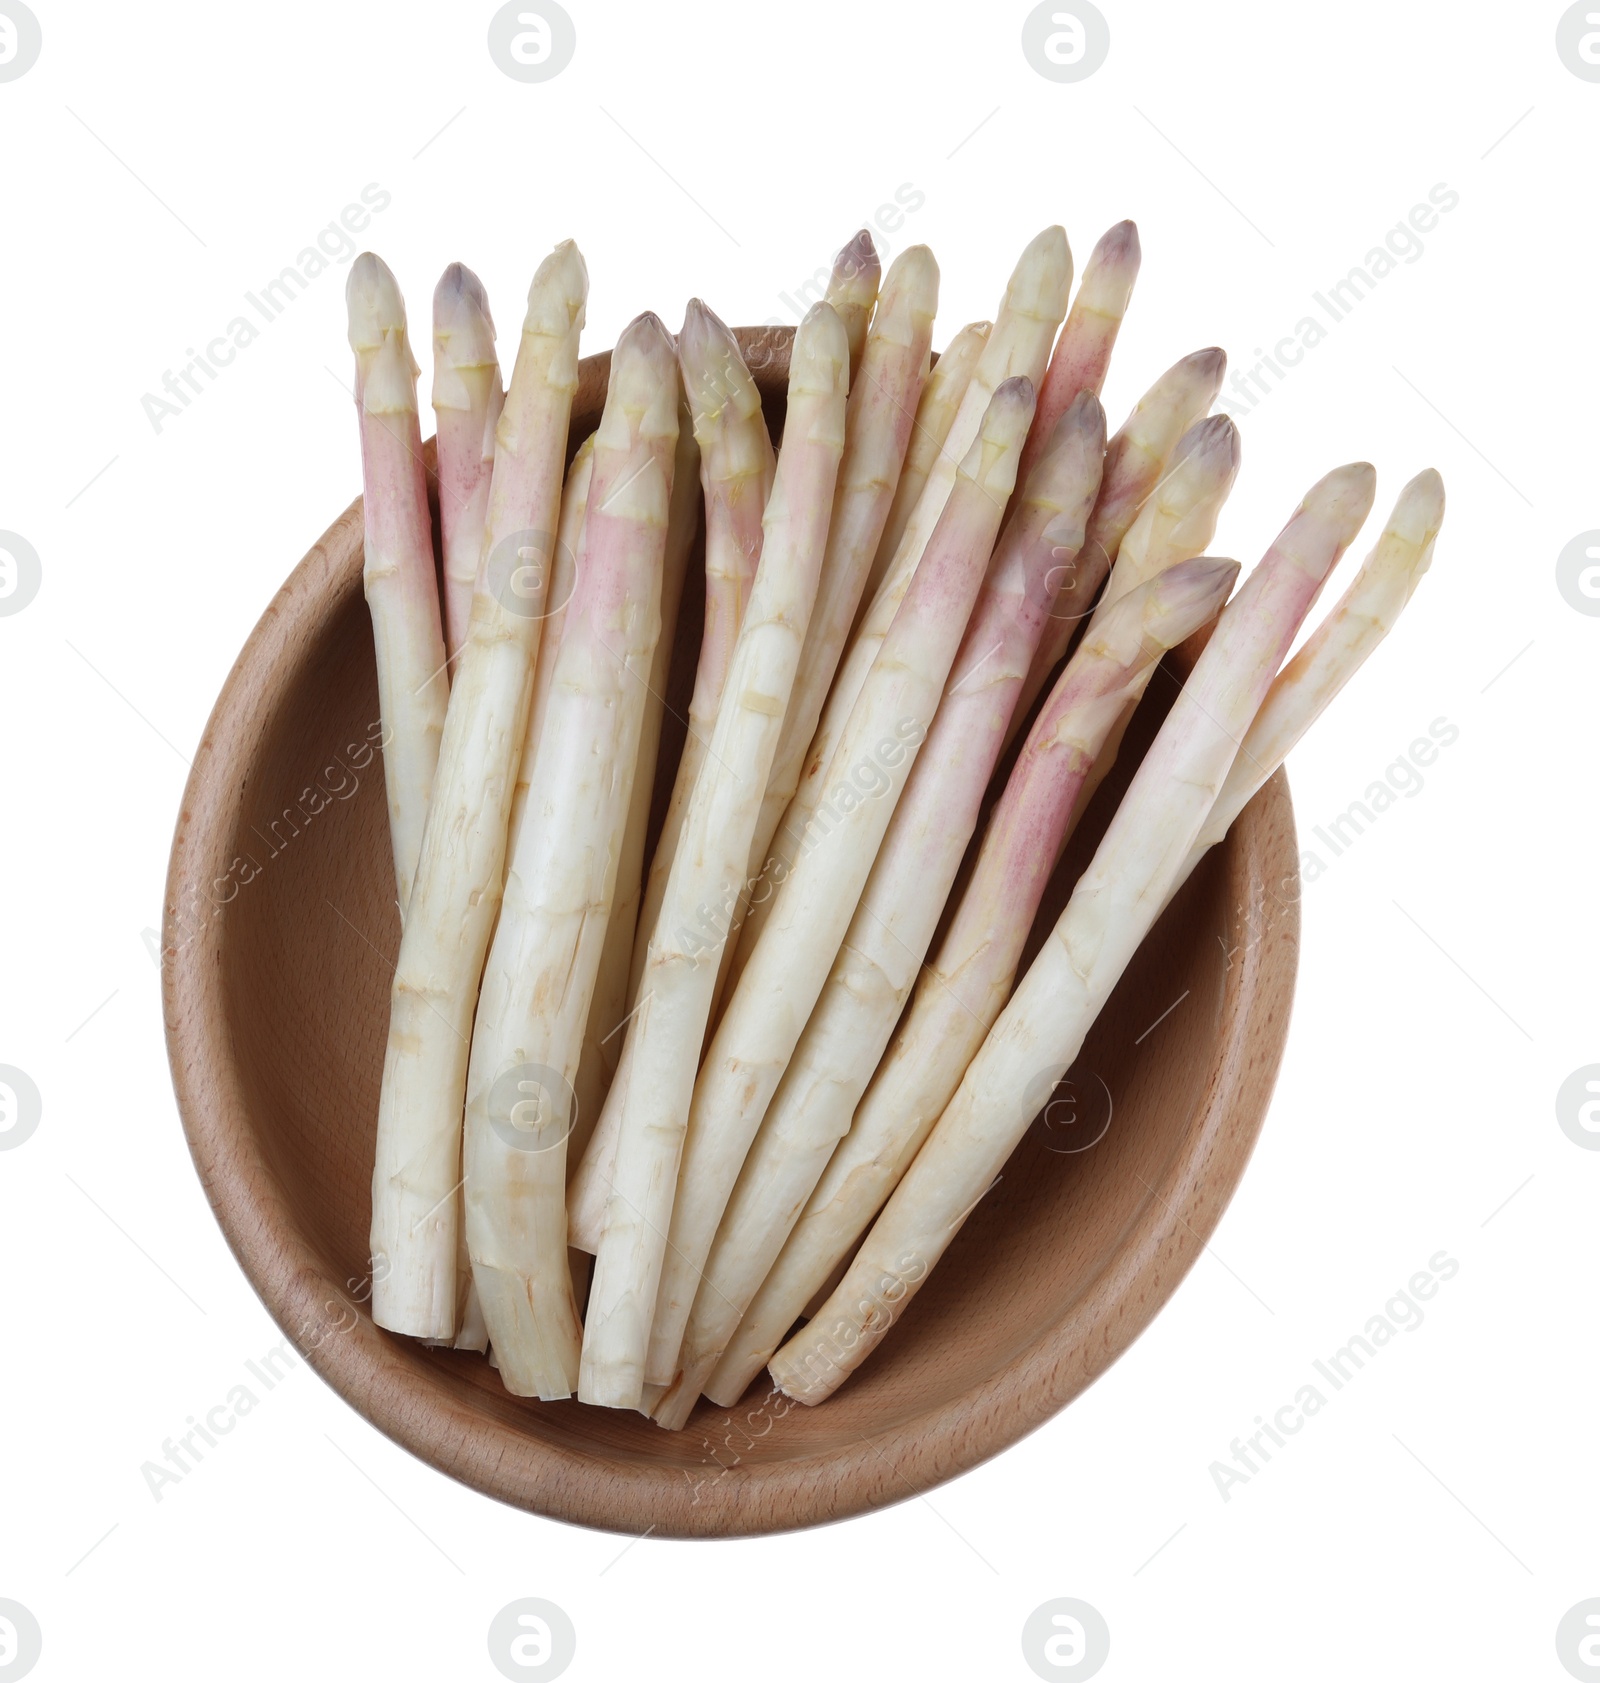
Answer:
769;463;1377;1404
432;263;505;668
369;241;588;1340
506;435;595;854
577;303;851;1409
825;229;881;380
730;230;1073;986
655;393;1107;1424
624;305;775;1007
571;395;701;1166
865;320;991;608
1179;468;1445;880
706;554;1236;1403
1039;414;1242;852
346;254;451;918
461;315;680;1398
1013;347;1227;736
1014;221;1140;495
645;378;1039;1406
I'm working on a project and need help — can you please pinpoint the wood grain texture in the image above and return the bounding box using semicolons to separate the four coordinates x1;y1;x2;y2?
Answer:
162;327;1300;1539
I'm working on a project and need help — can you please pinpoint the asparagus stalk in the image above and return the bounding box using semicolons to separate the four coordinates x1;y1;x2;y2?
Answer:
769;462;1377;1403
565;322;769;1244
577;302;851;1408
1041;414;1242;853
571;393;702;1165
506;435;595;853
347;254;451;917
705;554;1236;1403
1013;347;1226;735
369;241;588;1339
730;229;1072;985
625;305;775;1008
461;314;679;1397
1085;415;1240;634
1014;221;1140;495
825;229;881;380
432;263;506;668
1180;468;1445;876
866;320;991;608
657;392;1107;1423
708;247;940;1017
646;377;1039;1404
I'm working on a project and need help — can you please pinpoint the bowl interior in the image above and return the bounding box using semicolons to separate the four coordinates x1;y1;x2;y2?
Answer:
166;330;1298;1535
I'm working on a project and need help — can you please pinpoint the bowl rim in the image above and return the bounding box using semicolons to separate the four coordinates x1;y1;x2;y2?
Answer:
162;328;1300;1539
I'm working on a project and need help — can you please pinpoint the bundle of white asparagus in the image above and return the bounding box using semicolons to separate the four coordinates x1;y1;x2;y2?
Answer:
351;222;1445;1421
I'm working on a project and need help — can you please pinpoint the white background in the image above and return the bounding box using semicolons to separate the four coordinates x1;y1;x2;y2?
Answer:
1;1;1592;1678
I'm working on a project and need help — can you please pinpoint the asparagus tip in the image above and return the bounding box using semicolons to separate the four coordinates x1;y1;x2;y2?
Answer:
1404;467;1446;521
833;227;879;286
1185;345;1228;384
1094;218;1141;266
788;300;850;396
1045;389;1107;456
882;242;940;302
1171;553;1242;602
1009;225;1073;316
1302;462;1379;546
1388;468;1447;548
431;263;498;394
616;308;677;365
1179;412;1242;478
346;251;407;351
1159;555;1241;637
434;261;492;323
524;239;590;328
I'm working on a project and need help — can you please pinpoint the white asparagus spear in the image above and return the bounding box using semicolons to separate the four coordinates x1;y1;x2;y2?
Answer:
711;248;941;1010
347;255;451;917
565;328;769;1242
624;305;775;1006
769;462;1378;1403
654;392;1107;1424
704;555;1239;1402
865;321;991;611
1179;468;1445;877
1013;347;1226;734
571;394;702;1165
1014;220;1140;495
825;229;881;380
646;377;1039;1400
432;263;505;668
731;230;1073;984
461;314;680;1397
506;435;595;854
577;302;851;1408
369;241;588;1339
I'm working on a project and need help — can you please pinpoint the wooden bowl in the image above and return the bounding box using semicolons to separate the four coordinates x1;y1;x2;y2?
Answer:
163;327;1299;1539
